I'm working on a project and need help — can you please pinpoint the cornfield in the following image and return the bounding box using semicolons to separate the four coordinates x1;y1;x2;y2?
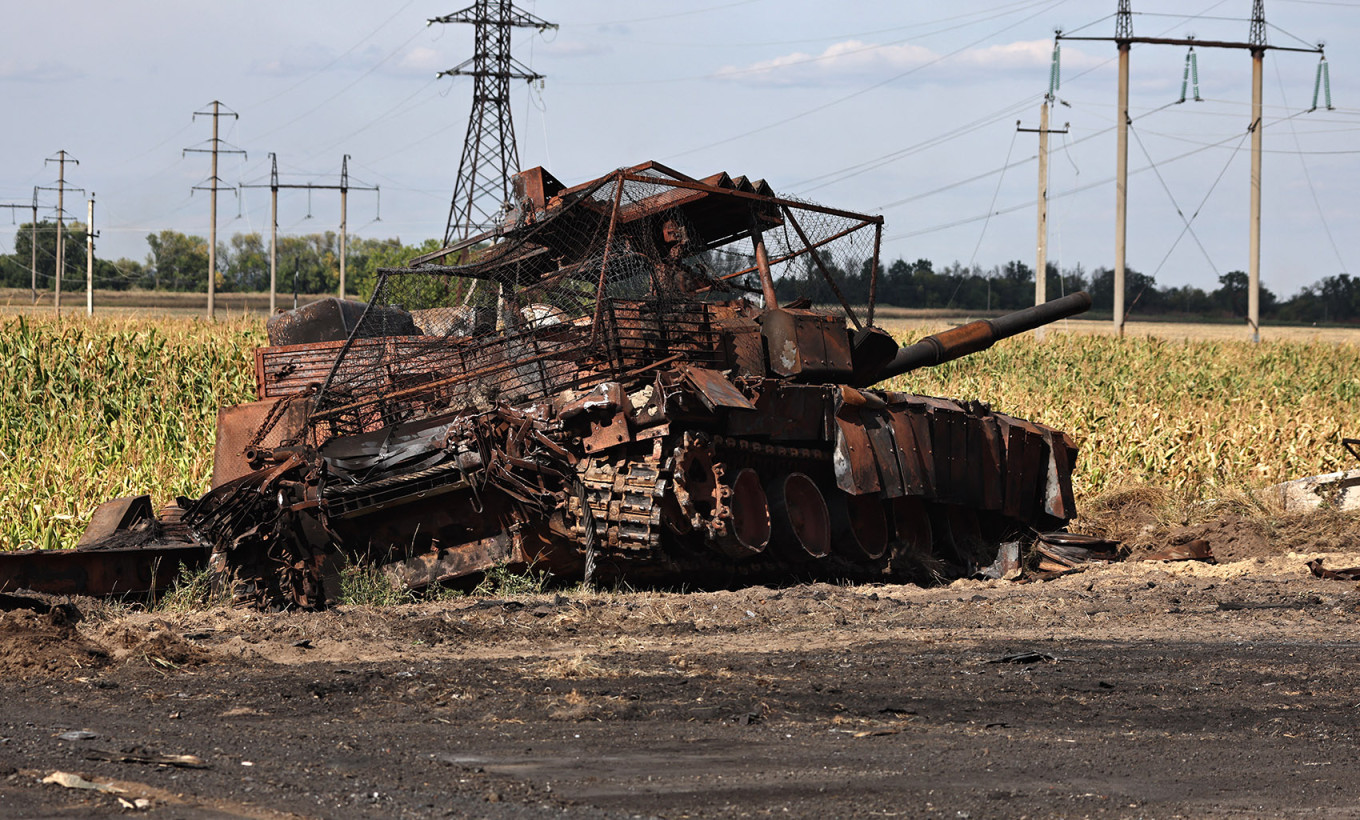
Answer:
0;316;262;550
2;314;1358;551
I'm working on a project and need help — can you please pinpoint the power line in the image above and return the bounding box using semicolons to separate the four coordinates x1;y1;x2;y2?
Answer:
660;0;1071;162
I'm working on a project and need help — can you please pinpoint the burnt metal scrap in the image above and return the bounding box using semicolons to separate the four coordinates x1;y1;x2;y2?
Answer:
4;161;1092;608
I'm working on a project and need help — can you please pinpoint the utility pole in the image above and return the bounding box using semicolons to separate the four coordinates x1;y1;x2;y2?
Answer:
1018;42;1070;337
271;155;279;313
85;195;96;316
30;189;37;304
0;190;39;303
340;155;349;298
185;102;245;319
1248;0;1265;342
44;151;81;316
1059;0;1323;340
240;155;377;308
431;1;557;245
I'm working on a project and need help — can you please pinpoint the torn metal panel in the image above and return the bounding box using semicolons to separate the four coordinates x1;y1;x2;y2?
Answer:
0;544;204;597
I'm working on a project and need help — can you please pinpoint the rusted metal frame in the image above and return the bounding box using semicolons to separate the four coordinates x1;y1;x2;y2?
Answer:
311;342;589;422
712;218;875;284
395;174;616;276
616;172;883;225
379;244;551;283
589;173;627;345
869;222;882;326
780;204;863;331
405;225;503;267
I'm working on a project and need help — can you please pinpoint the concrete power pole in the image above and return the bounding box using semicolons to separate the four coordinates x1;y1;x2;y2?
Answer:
432;1;557;245
1248;0;1266;342
0;192;40;304
1018;87;1068;337
340;155;349;300
185;102;245;319
30;190;37;304
241;155;376;308
86;196;95;316
1060;0;1324;341
270;154;279;313
44;151;80;316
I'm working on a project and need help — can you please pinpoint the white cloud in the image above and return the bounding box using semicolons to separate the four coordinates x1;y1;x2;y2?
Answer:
537;40;611;60
713;39;1104;87
397;47;446;75
0;59;84;83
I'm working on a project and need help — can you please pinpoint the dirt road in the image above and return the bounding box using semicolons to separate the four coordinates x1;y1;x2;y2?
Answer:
3;550;1360;819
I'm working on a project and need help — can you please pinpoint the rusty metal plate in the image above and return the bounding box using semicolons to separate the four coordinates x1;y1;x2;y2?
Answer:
761;309;852;379
726;384;829;441
997;415;1045;523
1040;428;1077;520
0;544;205;597
977;415;1005;511
77;495;154;548
583;410;631;454
905;406;937;498
833;406;881;495
884;407;926;496
679;365;756;411
717;317;764;377
861;409;906;498
213;399;311;487
382;533;515;590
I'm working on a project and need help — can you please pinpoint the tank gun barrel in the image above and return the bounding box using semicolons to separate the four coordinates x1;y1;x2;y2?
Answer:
874;291;1092;383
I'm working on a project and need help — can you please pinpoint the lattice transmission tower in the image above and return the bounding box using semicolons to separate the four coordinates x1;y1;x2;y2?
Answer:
431;1;556;245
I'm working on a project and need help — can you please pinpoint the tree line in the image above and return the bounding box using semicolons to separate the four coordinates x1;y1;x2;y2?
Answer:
1;223;1356;324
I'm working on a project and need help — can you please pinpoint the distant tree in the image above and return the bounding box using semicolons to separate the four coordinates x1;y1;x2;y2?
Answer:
145;230;209;291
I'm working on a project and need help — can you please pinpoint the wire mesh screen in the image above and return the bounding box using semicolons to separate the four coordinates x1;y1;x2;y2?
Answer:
308;165;881;441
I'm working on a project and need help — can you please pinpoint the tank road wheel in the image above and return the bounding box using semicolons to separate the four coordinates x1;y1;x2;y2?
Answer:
828;491;889;561
673;441;770;560
766;472;831;561
711;468;771;560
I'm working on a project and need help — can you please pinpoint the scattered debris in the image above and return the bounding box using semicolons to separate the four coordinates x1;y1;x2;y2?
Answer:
1033;533;1120;571
1143;539;1216;563
1307;558;1360;581
986;651;1057;665
1217;597;1322;611
41;770;125;794
58;731;98;742
85;749;208;769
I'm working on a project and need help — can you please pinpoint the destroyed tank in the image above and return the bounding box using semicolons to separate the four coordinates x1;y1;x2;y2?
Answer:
88;161;1092;609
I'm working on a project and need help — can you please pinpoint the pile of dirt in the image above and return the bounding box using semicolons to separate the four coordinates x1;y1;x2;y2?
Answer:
1121;508;1360;564
0;607;107;678
96;621;214;668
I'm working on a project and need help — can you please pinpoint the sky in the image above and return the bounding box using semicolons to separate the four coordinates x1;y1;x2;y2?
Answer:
3;0;1360;298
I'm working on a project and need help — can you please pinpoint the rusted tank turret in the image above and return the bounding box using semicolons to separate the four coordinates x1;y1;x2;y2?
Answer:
67;161;1092;609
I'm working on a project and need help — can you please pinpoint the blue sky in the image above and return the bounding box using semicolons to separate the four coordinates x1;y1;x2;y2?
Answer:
2;0;1358;296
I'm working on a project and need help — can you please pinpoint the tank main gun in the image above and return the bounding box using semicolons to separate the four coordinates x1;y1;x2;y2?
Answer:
869;291;1092;383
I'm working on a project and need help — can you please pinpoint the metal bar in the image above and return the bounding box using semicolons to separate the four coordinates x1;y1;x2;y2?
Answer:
869;222;882;326
749;208;779;310
712;219;876;284
616;173;883;225
1060;35;1320;53
589;173;626;344
780;204;862;330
